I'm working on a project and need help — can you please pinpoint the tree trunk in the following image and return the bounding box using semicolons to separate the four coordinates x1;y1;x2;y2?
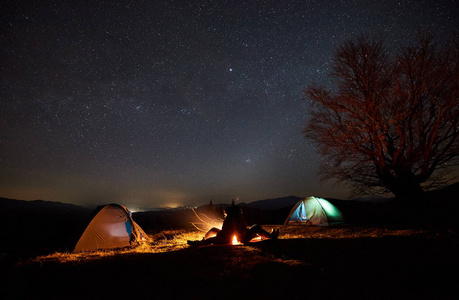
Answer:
391;180;427;223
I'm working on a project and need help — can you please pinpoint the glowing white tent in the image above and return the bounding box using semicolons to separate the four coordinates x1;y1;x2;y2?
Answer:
74;204;148;252
284;197;344;226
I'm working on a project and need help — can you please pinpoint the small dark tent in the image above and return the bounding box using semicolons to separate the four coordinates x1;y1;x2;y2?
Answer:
74;204;148;252
284;196;344;226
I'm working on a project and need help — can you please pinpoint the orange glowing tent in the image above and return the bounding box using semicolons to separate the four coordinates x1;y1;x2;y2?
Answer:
74;204;148;252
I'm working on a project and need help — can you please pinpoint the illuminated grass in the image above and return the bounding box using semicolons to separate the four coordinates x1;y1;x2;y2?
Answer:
31;229;203;264
29;225;439;265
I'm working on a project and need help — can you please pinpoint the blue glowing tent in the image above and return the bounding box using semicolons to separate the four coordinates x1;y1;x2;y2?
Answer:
284;197;344;226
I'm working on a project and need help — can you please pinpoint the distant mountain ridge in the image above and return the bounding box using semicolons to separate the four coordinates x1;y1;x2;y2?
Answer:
197;195;302;212
246;195;302;210
1;181;457;214
0;197;92;214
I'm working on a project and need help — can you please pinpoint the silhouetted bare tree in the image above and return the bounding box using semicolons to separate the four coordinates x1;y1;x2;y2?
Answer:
304;33;458;206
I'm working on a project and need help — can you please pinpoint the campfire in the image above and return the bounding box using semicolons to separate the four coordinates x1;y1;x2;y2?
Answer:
232;235;240;245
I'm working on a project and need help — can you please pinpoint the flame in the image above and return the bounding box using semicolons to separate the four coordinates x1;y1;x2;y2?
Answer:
232;235;239;245
252;235;262;242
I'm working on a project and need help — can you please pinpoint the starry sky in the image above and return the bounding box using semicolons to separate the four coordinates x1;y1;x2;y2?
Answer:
1;0;457;208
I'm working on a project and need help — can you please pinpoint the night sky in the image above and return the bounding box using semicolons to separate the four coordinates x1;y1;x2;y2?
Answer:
1;1;457;209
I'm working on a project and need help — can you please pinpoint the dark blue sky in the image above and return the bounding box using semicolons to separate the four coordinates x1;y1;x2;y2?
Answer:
1;0;457;208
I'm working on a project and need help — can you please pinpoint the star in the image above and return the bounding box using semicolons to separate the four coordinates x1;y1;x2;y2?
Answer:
0;0;456;207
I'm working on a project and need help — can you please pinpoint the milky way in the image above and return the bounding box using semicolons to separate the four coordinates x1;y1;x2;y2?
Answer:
1;0;457;207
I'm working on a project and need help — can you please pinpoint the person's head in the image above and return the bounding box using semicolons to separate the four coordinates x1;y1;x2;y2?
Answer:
224;205;241;218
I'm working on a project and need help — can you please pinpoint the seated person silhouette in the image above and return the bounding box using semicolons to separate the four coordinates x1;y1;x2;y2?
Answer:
188;205;279;246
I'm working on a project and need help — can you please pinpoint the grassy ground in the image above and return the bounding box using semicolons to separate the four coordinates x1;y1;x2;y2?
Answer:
3;225;459;300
